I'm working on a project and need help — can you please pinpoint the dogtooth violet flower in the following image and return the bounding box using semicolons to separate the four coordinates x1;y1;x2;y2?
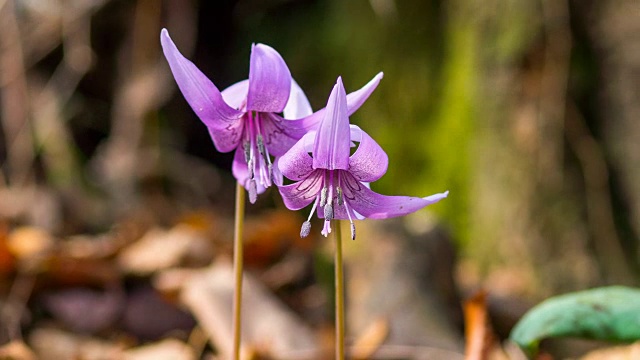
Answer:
277;77;449;240
160;29;384;203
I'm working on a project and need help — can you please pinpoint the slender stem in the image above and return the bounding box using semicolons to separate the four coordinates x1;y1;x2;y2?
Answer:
334;220;345;360
232;182;246;360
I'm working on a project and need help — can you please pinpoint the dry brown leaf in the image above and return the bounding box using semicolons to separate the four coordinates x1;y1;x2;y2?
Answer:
244;210;313;268
6;226;54;261
0;341;37;360
464;290;496;360
351;318;389;360
180;262;319;360
0;222;16;275
579;342;640;360
28;327;125;360
123;339;196;360
117;225;212;275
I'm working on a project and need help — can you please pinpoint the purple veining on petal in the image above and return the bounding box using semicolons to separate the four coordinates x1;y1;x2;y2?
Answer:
278;132;315;181
278;170;324;210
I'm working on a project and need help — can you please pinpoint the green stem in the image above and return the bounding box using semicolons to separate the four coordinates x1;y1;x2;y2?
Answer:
334;221;345;360
232;182;245;360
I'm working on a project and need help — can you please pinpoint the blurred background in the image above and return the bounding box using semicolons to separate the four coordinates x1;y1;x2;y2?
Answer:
0;0;639;358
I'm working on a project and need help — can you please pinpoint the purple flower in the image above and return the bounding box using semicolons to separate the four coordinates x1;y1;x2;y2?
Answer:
160;29;383;203
277;77;448;239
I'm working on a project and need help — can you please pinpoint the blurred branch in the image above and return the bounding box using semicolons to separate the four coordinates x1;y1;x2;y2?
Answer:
93;0;196;211
32;1;98;188
0;0;34;185
565;100;634;284
536;0;571;186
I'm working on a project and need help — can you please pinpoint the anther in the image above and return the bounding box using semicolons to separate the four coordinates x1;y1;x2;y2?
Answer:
243;141;251;163
320;187;328;207
336;186;344;206
350;222;356;240
248;179;257;204
247;158;255;179
257;134;265;155
268;163;274;182
324;203;334;221
300;221;311;238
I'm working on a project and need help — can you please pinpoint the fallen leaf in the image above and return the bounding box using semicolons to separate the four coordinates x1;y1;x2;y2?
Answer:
28;327;125;360
180;262;319;360
117;225;212;275
42;287;125;334
123;339;196;360
7;226;54;261
464;290;494;360
351;318;389;360
0;341;36;360
579;342;640;359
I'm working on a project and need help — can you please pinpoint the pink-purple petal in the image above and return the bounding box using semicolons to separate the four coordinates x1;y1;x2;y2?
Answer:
246;43;292;113
259;113;310;156
348;125;389;182
342;173;448;219
346;72;383;115
277;132;315;181
161;29;244;152
278;170;323;210
291;72;384;130
221;80;249;110
312;77;350;170
283;79;313;119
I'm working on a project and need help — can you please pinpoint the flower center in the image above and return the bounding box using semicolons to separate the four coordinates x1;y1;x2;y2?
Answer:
242;111;274;202
300;170;356;240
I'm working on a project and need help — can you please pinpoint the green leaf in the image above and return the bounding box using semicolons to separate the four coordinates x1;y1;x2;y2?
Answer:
509;286;640;356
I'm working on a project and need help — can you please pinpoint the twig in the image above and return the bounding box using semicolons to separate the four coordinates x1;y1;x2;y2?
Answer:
0;0;34;185
565;100;634;284
1;274;35;341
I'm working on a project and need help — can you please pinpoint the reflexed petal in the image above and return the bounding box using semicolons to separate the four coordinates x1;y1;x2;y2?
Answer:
294;72;384;129
221;80;249;110
348;125;388;182
283;79;313;119
259;113;310;156
341;173;448;219
278;132;315;181
313;77;350;170
231;147;266;194
247;43;291;113
345;72;384;115
161;29;244;152
278;170;323;210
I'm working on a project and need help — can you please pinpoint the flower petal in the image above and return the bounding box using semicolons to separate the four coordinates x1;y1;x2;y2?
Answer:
258;113;310;156
348;125;388;182
345;72;384;116
221;80;249;110
294;72;384;130
277;132;315;181
278;170;323;210
161;29;244;152
283;78;313;119
341;173;448;219
246;43;292;113
231;147;266;194
312;77;350;170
